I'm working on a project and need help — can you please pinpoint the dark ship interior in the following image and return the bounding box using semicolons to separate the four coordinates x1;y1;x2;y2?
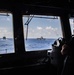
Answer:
0;0;74;75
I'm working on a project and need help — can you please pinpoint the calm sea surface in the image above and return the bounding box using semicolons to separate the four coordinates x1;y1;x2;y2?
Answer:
25;38;55;51
0;38;56;54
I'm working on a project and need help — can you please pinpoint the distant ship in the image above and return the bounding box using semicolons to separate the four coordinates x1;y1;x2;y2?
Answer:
3;36;6;40
37;36;45;40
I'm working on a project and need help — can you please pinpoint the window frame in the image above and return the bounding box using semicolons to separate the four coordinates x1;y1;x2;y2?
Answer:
22;14;63;52
0;11;15;55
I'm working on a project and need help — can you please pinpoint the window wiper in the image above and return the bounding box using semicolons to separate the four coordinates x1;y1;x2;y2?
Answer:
24;15;34;40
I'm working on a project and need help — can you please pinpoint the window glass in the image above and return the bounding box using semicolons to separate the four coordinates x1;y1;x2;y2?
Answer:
69;18;74;35
23;15;62;51
0;12;15;54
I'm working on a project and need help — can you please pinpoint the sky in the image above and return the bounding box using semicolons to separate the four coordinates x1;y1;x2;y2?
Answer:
0;13;13;38
0;13;73;39
69;19;74;34
23;15;63;39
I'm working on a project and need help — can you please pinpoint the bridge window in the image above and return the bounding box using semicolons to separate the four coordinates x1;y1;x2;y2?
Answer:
69;18;74;35
0;12;15;54
23;15;62;51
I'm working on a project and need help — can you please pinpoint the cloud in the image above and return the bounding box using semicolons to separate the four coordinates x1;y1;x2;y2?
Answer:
37;26;43;30
46;26;57;31
0;18;6;21
45;26;60;37
46;26;53;30
7;18;10;21
32;30;35;32
0;27;13;38
0;28;7;37
0;28;7;33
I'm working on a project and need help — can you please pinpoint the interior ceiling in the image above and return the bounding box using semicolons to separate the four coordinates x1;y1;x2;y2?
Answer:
0;0;74;9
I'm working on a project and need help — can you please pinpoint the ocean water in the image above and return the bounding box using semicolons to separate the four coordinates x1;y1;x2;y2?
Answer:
0;38;14;54
25;38;55;51
0;38;56;54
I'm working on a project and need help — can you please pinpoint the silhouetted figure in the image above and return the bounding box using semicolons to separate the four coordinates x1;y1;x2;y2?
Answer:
61;37;74;75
